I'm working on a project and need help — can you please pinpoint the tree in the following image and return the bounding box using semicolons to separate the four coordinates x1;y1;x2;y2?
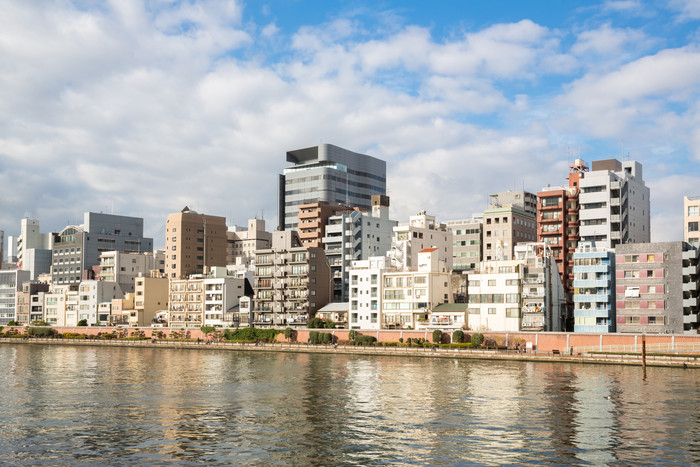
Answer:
31;320;48;326
7;320;18;326
324;320;336;329
348;329;357;342
307;317;325;328
432;329;442;344
200;325;215;341
471;333;484;347
284;327;295;342
452;330;465;344
77;319;88;327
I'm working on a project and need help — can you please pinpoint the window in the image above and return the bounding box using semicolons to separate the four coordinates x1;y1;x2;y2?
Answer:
468;308;480;314
689;222;699;232
488;280;496;286
488;308;496;315
689;206;699;217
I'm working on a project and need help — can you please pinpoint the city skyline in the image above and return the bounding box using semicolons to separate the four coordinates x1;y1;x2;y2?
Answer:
2;1;700;246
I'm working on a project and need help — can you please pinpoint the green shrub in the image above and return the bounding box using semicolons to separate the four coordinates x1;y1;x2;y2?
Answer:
7;321;18;326
77;319;88;327
452;330;465;344
309;331;320;345
383;341;399;347
321;332;332;344
30;320;48;326
324;320;336;329
355;335;376;346
348;329;357;342
432;329;442;343
398;337;403;344
27;327;55;337
470;333;484;347
223;327;282;342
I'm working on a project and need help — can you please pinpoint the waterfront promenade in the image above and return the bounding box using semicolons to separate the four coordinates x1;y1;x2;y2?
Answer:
3;336;700;368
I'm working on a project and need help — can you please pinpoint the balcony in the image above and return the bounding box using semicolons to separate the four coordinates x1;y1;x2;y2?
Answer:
683;281;697;292
683;297;699;308
683;265;699;276
573;279;610;288
683;313;699;324
574;294;610;302
610;214;620;223
683;250;700;260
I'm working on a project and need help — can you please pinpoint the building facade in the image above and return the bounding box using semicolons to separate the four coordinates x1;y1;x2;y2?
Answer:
381;248;452;329
482;206;537;261
278;144;386;231
615;242;699;334
98;251;156;294
579;159;650;248
0;270;30;325
165;207;227;279
51;212;153;288
324;195;396;302
446;217;483;272
389;212;453;270
226;218;271;266
684;196;700;248
253;231;331;327
573;242;616;333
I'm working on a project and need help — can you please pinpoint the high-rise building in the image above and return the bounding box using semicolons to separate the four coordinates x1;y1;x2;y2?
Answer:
684;196;700;248
278;144;387;231
579;159;650;248
323;195;396;302
165;207;227;279
51;212;153;288
17;218;54;280
97;251;156;294
615;242;698;334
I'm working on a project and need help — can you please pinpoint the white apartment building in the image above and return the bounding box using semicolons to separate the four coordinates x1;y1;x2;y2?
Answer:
324;195;396;302
77;280;124;325
348;256;389;330
17;218;54;280
0;270;30;325
389;211;453;271
43;285;70;326
98;251;156;294
579;159;650;249
467;260;523;332
382;248;451;329
467;243;566;332
684;196;700;248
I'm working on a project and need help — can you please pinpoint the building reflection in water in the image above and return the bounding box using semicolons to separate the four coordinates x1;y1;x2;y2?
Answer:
0;346;700;465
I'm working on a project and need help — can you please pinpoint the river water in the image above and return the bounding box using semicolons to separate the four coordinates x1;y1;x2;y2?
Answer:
0;344;698;465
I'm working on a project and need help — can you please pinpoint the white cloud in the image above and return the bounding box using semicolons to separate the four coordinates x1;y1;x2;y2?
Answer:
0;0;696;251
668;0;700;20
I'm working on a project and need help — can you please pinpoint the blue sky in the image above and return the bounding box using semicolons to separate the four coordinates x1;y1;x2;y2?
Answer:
1;0;700;249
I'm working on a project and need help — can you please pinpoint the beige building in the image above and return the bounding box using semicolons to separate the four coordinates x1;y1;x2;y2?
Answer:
165;207;227;279
226;218;272;266
482;205;537;261
684;196;700;248
110;294;135;325
134;272;169;326
253;231;331;327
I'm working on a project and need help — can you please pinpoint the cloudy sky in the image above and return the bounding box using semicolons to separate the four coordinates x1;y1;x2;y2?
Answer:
2;0;700;249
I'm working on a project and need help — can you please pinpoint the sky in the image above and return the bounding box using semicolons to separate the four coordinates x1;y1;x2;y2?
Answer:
2;0;700;250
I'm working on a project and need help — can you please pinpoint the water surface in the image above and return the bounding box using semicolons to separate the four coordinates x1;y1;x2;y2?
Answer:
0;344;698;465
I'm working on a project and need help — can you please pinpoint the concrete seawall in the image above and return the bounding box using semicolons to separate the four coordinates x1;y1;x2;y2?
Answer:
2;337;700;368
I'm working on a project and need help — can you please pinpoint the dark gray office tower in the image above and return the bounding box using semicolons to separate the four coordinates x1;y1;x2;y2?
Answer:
277;144;387;231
